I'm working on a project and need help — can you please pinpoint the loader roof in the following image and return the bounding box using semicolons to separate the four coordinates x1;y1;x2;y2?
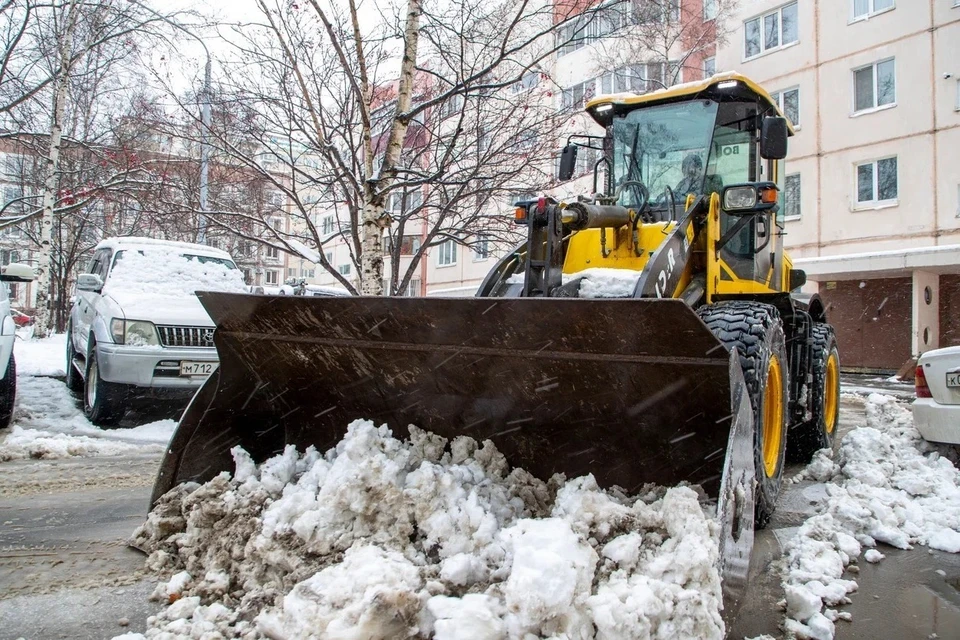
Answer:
584;71;796;134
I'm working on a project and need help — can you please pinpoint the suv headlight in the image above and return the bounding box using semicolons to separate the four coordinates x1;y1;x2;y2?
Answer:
109;319;160;346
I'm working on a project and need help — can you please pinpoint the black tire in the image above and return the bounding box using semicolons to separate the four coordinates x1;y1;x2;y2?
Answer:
0;354;16;429
698;301;790;529
788;323;840;463
83;343;127;426
64;326;83;392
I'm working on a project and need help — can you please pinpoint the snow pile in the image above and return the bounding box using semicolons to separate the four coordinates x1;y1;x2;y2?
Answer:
14;333;66;377
130;420;724;639
565;268;642;298
0;374;175;460
0;425;166;460
104;248;247;299
781;393;960;639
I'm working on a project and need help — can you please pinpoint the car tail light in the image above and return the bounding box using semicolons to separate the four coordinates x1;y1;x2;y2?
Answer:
915;365;932;398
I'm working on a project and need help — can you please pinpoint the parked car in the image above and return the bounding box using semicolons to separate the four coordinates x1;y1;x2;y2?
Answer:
0;263;35;428
913;346;960;444
66;237;247;426
10;309;32;327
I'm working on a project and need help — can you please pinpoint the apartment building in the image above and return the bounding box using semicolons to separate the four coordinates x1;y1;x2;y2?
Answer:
716;0;960;370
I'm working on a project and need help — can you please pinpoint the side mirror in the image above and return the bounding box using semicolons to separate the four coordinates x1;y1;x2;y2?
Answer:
760;116;788;160
558;144;578;181
0;263;35;282
76;273;104;292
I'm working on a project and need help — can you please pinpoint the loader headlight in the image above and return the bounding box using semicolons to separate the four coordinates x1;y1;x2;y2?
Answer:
722;186;758;211
109;318;160;346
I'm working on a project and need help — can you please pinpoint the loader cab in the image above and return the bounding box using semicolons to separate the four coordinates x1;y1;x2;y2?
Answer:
584;73;794;293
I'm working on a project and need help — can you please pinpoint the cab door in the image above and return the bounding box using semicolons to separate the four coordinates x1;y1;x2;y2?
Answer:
75;249;110;349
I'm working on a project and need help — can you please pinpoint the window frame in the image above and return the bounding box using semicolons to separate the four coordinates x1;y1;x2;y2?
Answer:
703;56;716;78
473;235;490;261
743;2;799;61
852;58;896;115
338;263;352;275
704;0;718;21
437;239;458;267
320;214;335;236
769;86;800;128
850;0;895;22
854;156;898;208
265;270;279;285
783;173;801;220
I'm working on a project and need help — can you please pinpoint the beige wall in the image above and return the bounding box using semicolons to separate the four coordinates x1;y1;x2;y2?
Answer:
718;0;960;264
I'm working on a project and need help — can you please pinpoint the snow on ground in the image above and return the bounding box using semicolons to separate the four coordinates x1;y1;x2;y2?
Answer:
0;336;176;460
14;332;67;377
127;420;725;640
780;394;960;639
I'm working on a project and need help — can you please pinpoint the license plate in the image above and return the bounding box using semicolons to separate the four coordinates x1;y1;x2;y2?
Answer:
947;372;960;388
180;361;218;377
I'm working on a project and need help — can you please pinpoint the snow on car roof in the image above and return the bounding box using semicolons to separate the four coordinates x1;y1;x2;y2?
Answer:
95;236;233;261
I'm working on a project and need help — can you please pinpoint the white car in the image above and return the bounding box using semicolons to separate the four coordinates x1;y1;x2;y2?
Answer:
0;263;35;428
913;346;960;444
66;237;247;426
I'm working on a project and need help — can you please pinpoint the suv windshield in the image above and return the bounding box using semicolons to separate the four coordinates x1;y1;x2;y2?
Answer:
105;248;247;297
611;100;719;209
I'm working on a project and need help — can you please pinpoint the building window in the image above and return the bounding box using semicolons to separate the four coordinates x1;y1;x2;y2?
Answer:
389;234;422;255
599;62;676;95
266;245;280;259
437;240;457;266
509;191;537;204
265;270;279;285
770;87;800;126
0;249;20;265
704;0;717;20
243;268;252;283
302;268;315;278
853;59;895;112
703;56;716;77
744;2;798;59
320;215;335;236
338;263;351;275
852;0;894;21
510;71;540;93
324;250;333;263
439;93;463;119
387;190;423;215
267;191;285;208
784;174;801;218
474;235;490;260
856;157;898;205
556;1;635;57
288;268;297;278
562;80;596;109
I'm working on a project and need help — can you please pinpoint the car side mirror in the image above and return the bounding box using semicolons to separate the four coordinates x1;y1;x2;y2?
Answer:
760;116;788;160
0;263;35;282
76;273;104;292
558;144;578;181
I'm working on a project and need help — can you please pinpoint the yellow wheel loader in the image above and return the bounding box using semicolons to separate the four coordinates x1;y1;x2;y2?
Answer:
150;73;840;612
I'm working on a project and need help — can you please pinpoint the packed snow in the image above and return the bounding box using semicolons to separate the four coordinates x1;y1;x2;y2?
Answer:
780;393;960;639
129;420;725;640
505;268;644;298
0;335;176;460
105;248;248;299
14;332;67;377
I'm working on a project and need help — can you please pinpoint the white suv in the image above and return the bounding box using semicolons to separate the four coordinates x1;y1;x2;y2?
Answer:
0;263;35;428
66;237;246;425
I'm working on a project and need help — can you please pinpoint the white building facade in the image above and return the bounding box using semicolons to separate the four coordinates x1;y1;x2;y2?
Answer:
717;0;960;370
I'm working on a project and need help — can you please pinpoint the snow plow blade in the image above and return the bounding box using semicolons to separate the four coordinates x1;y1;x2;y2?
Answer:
151;293;754;605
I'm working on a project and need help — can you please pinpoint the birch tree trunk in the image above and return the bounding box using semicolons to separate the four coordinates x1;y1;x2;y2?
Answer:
33;0;79;338
358;0;421;296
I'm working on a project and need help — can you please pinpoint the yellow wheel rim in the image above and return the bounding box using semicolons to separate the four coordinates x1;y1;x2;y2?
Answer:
824;352;839;434
762;355;784;478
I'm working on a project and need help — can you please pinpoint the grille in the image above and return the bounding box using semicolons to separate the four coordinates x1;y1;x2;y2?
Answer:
156;325;215;348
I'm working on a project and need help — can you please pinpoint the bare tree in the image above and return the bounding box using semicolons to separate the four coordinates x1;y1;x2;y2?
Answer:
0;0;195;334
158;0;608;295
